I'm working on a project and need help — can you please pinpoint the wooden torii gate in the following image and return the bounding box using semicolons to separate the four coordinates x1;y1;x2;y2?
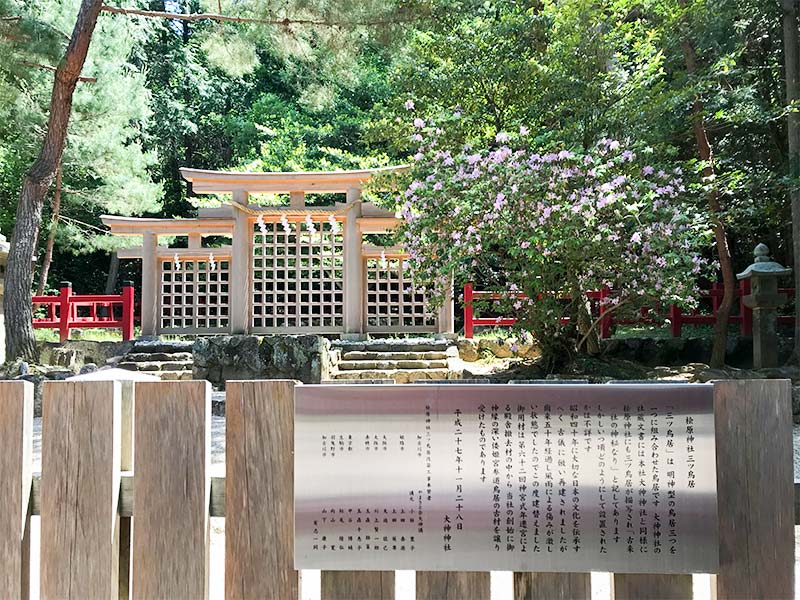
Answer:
102;167;454;337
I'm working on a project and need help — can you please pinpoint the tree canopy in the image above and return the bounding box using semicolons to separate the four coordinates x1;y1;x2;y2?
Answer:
0;0;796;361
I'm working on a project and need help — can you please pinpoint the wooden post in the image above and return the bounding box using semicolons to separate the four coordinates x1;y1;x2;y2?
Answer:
513;572;590;600
343;189;363;335
437;273;455;334
132;381;210;600
668;304;681;337
140;232;158;336
230;197;250;334
0;381;33;600
40;381;121;600
290;191;305;208
121;281;134;341
464;283;474;338
321;571;395;600
416;572;489;600
713;379;794;599
58;281;71;342
225;380;299;599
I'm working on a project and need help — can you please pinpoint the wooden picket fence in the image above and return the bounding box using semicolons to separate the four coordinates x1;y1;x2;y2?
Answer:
0;378;794;600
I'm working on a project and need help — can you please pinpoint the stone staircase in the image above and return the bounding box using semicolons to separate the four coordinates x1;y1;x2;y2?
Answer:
112;339;195;381
329;338;461;383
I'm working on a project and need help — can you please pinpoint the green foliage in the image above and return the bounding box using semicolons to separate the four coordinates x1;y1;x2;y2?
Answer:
0;0;161;290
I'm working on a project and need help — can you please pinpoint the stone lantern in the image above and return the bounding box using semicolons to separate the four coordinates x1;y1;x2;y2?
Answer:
737;243;792;368
0;231;8;363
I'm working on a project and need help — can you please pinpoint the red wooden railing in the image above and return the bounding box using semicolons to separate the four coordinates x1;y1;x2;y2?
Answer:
32;281;135;342
463;280;795;339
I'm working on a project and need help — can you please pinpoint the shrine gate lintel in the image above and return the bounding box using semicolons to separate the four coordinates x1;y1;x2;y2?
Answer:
102;167;454;337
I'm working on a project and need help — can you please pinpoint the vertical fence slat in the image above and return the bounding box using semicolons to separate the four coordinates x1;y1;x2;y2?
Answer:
225;380;298;599
513;572;590;599
713;379;794;599
416;571;489;600
133;380;210;600
0;381;33;600
321;571;395;600
119;379;135;600
611;574;692;599
40;380;121;599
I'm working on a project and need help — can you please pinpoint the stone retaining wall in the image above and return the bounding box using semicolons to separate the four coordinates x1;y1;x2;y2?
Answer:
193;335;331;387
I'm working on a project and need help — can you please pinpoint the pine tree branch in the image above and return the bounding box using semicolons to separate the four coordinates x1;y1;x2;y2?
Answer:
100;4;417;28
20;61;97;83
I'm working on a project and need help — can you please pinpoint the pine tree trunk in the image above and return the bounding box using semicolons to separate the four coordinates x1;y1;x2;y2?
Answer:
3;0;104;361
783;0;800;363
679;29;736;368
105;252;119;294
36;163;62;297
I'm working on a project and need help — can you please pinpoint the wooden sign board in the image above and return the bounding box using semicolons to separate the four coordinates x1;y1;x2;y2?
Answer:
294;384;718;574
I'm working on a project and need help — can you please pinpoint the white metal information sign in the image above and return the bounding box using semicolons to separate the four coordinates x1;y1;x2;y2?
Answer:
294;384;718;573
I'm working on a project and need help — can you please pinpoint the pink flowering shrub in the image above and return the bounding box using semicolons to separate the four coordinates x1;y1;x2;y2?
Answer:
395;120;712;360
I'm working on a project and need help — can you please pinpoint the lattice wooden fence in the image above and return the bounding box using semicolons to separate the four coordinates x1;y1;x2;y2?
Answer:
159;254;231;333
0;379;792;600
252;216;345;333
364;250;437;333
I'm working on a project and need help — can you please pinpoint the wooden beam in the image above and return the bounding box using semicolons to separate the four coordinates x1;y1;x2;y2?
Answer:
713;379;794;599
357;217;400;234
179;165;407;195
40;381;121;599
31;474;225;518
100;215;234;236
0;381;33;600
225;380;298;599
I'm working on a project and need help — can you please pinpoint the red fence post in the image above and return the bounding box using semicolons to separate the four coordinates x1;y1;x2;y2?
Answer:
58;282;72;343
464;283;474;338
599;287;612;339
740;278;753;337
121;281;135;341
669;304;682;337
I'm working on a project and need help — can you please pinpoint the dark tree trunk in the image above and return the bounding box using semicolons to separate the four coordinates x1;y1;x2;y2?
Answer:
783;0;800;363
4;0;104;361
36;162;62;297
679;25;736;369
105;252;119;294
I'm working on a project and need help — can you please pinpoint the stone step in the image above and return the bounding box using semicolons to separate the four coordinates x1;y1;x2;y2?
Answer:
122;352;193;363
158;370;194;381
118;361;193;372
342;351;448;361
332;368;453;384
337;359;448;371
332;338;454;354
